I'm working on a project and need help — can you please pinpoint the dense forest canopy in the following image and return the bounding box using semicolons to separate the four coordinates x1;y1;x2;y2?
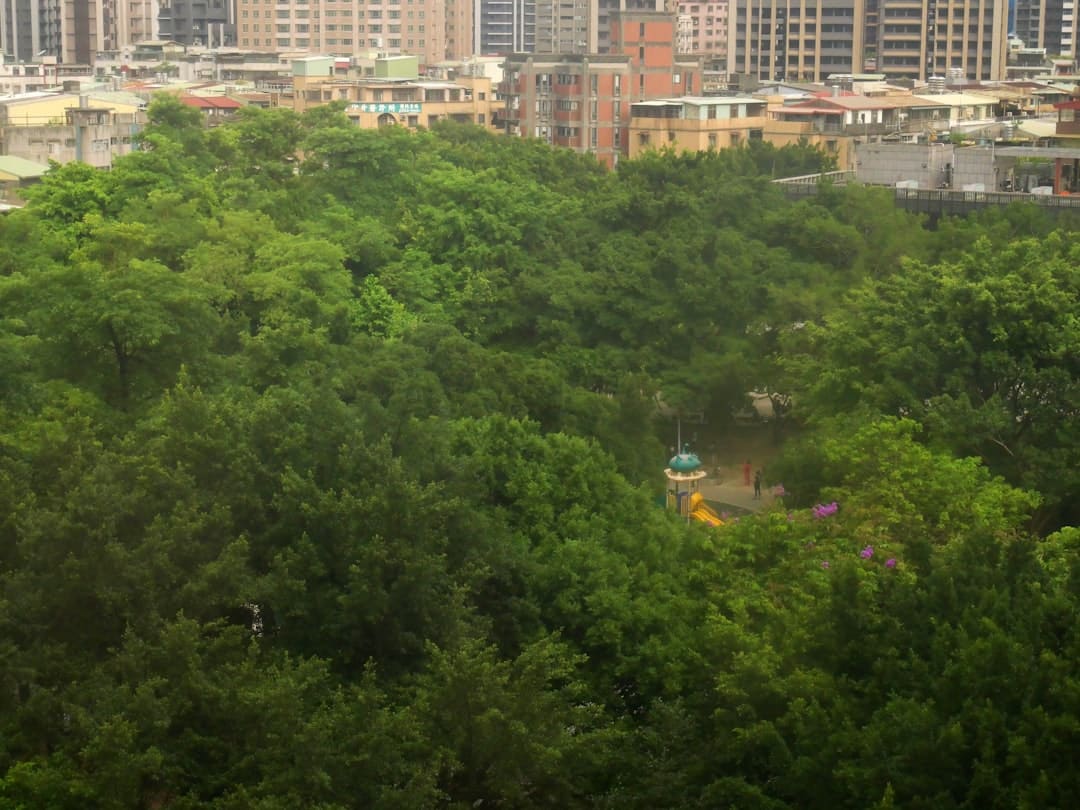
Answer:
1;96;1079;807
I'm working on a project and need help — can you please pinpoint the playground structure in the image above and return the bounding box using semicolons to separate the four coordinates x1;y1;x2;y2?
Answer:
665;444;723;526
687;491;724;526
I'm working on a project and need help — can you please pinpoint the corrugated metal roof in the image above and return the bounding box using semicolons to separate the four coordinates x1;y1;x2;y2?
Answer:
0;155;50;179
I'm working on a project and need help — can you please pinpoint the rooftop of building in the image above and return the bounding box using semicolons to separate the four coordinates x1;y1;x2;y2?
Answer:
0;155;50;179
910;92;1000;106
179;95;244;110
634;95;764;107
0;90;65;105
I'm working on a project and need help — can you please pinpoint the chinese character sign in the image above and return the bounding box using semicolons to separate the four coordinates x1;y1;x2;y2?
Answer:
349;102;423;114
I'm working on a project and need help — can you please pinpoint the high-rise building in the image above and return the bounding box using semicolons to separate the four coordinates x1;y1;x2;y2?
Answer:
677;0;727;55
727;1;1009;84
476;0;534;53
0;1;63;61
0;1;114;64
534;1;664;54
62;0;122;63
121;0;160;45
158;0;233;47
235;1;463;65
502;11;703;166
446;0;475;59
1014;0;1078;56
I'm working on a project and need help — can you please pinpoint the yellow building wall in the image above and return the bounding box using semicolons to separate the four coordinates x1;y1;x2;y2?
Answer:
2;95;143;127
628;115;771;158
296;77;494;131
628;113;854;171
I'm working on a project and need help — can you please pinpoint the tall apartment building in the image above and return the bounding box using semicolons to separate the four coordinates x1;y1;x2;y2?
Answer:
476;0;535;53
446;0;474;59
63;0;123;62
1014;0;1078;56
727;1;1009;84
677;0;727;55
1;1;129;63
159;0;233;47
534;1;664;54
0;0;63;61
236;1;465;65
502;11;703;166
121;0;160;45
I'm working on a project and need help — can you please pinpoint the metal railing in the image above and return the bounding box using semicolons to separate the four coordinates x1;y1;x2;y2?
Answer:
894;187;1080;213
771;170;857;185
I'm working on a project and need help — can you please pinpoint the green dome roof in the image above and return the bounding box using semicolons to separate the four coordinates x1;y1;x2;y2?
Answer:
668;443;702;472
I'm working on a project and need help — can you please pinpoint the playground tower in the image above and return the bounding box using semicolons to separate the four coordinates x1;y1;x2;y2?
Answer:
665;443;708;521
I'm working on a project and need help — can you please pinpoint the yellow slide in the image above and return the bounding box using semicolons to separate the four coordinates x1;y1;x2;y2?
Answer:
688;492;724;527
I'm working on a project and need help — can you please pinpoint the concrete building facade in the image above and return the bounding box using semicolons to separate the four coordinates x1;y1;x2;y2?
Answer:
727;1;1010;85
118;0;160;45
1;1;139;63
446;0;474;59
628;93;854;164
502;11;703;166
677;0;727;55
476;0;535;54
534;0;665;55
158;0;233;47
0;91;145;167
235;1;464;66
285;54;494;128
0;0;63;61
1014;0;1078;57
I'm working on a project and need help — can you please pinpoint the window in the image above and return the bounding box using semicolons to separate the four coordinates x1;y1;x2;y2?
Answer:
638;132;650;145
708;132;717;148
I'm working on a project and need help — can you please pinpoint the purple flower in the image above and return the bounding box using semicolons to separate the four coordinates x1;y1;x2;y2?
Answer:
812;501;839;519
860;546;874;559
885;558;897;569
821;561;830;569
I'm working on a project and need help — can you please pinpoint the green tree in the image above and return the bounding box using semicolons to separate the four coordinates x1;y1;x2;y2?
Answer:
785;232;1080;529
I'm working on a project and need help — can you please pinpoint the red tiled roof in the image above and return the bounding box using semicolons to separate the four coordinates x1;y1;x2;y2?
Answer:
179;95;243;110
